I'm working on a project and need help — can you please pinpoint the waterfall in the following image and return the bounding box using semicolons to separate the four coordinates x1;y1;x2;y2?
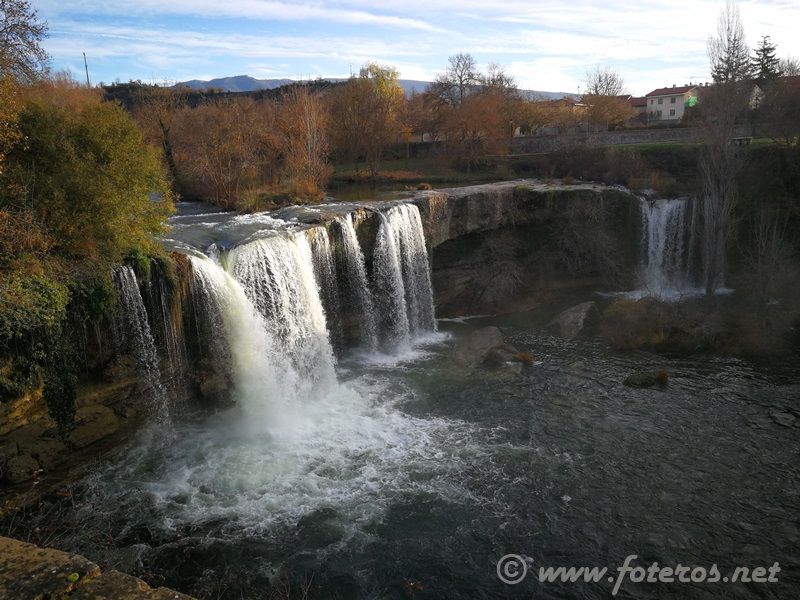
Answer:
391;204;436;335
189;253;325;429
372;211;412;351
370;204;437;351
145;260;189;396
332;214;378;351
228;233;337;392
307;226;344;352
639;198;692;299
112;266;168;416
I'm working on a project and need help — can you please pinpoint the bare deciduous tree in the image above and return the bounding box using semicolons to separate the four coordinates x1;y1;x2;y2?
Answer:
280;86;331;199
429;52;479;106
0;0;49;82
583;66;626;96
708;0;751;83
779;56;800;77
699;0;752;295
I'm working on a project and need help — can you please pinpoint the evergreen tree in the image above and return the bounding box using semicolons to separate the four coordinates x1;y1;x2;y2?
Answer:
751;36;782;85
708;1;751;83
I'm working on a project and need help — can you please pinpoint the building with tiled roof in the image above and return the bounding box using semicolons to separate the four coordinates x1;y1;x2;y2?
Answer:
645;84;700;122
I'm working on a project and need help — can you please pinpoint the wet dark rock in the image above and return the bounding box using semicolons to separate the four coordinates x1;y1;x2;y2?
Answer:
13;430;66;470
0;436;17;465
4;454;40;483
546;301;600;339
102;355;138;382
452;326;505;367
69;405;120;449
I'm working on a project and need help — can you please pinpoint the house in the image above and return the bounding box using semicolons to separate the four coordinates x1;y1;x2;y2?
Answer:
628;96;648;125
645;84;699;122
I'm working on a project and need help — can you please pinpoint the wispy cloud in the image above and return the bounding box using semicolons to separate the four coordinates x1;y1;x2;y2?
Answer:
38;0;800;94
39;0;448;33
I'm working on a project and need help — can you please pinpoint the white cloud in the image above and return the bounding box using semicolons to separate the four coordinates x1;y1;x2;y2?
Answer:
39;0;447;32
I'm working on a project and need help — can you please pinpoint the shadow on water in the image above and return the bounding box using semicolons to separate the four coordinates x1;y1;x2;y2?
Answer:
5;313;799;600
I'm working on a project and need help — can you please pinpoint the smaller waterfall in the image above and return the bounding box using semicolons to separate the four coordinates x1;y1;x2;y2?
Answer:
332;214;378;351
112;266;167;416
372;211;412;351
145;260;189;396
391;204;436;335
307;227;344;352
639;198;692;299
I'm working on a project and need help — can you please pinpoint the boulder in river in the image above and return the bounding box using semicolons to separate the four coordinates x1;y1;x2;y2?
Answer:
546;301;600;339
452;326;505;367
452;327;531;370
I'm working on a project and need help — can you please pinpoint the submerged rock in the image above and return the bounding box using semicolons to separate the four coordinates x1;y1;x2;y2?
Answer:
624;370;669;389
546;301;600;339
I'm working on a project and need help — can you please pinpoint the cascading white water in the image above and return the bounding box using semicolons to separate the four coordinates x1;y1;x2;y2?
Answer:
333;214;378;351
390;204;437;335
372;211;412;351
189;253;326;432
307;226;344;352
146;264;189;396
640;198;692;299
229;234;337;392
112;266;167;416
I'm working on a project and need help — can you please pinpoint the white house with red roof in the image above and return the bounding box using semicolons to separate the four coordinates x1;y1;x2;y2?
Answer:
645;84;699;122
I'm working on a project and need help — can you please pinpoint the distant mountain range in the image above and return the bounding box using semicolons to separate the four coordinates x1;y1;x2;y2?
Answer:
177;74;573;100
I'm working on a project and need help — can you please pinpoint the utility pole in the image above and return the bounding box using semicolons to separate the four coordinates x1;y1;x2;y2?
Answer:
83;52;91;87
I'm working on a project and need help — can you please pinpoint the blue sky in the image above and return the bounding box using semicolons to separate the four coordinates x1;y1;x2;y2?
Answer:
37;0;799;96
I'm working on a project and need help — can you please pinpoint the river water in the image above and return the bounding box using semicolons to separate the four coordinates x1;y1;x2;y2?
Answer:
18;310;800;599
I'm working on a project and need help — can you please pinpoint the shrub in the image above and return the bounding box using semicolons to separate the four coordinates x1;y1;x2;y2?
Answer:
1;79;174;266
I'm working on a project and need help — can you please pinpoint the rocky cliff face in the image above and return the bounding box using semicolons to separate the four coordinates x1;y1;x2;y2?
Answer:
410;180;640;315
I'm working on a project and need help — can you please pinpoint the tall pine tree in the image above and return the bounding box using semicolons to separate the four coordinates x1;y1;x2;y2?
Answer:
751;36;782;85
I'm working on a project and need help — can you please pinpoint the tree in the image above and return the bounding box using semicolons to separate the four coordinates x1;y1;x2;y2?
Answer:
441;92;507;171
0;76;174;264
751;36;782;85
132;85;189;184
279;86;331;199
580;67;633;131
779;57;800;77
583;66;625;96
0;0;49;82
756;75;800;144
699;2;753;295
0;72;21;173
328;63;403;179
708;1;751;83
429;52;479;106
170;97;277;206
